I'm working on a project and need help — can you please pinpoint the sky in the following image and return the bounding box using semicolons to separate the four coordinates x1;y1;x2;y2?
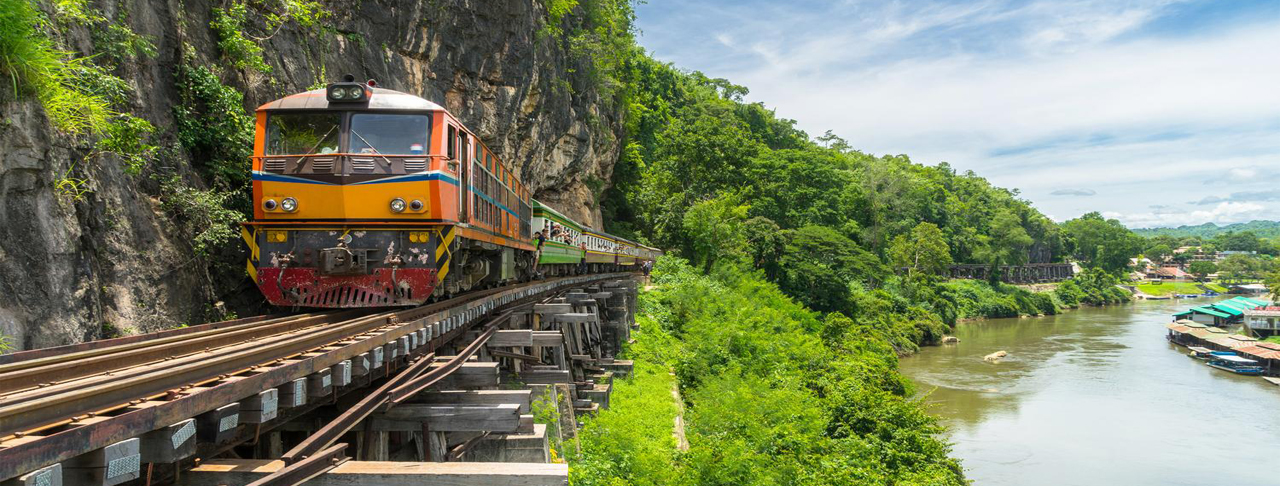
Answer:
633;0;1280;229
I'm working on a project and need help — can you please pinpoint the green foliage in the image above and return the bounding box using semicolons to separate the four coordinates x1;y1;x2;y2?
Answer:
776;225;885;313
573;258;965;485
1062;212;1145;273
1189;261;1217;281
1135;220;1280;240
173;61;254;192
92;23;157;63
211;3;271;73
540;0;579;36
681;193;748;273
158;176;246;256
1216;253;1276;283
1;0;159;176
96;114;157;174
889;222;953;278
1053;268;1131;306
936;279;1057;319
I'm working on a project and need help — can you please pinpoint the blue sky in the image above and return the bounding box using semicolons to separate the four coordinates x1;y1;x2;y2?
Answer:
634;0;1280;228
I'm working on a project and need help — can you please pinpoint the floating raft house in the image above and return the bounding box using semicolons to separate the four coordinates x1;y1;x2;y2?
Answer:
1172;296;1270;326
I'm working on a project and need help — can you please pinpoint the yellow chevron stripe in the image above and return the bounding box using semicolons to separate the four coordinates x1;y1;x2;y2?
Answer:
436;264;450;284
246;259;258;283
241;226;260;261
435;226;456;261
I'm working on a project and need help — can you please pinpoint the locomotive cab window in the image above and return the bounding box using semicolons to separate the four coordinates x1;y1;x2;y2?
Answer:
266;113;341;155
349;114;430;155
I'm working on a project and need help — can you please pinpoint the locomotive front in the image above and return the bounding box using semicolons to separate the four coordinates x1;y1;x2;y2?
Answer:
243;77;460;307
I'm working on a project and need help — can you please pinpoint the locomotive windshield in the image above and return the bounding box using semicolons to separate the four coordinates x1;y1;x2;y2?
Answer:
265;113;341;155
350;113;431;155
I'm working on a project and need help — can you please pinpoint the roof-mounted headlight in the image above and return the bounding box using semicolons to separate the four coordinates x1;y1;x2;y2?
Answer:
326;74;370;103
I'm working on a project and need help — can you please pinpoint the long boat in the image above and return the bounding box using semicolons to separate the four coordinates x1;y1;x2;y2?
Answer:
1205;355;1266;375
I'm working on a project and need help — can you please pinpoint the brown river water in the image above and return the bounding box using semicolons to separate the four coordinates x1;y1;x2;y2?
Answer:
900;297;1280;485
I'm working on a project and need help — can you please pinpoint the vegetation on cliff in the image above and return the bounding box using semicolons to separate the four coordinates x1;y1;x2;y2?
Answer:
572;258;965;485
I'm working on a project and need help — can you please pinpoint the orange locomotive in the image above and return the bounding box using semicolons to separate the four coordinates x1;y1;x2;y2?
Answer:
243;76;660;308
243;76;535;307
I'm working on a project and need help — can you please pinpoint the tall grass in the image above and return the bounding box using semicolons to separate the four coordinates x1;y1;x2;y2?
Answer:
0;0;112;135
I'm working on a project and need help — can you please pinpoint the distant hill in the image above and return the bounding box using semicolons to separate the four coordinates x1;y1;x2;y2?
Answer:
1133;220;1280;239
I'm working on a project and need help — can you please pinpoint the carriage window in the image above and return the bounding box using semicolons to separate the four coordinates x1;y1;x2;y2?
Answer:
266;113;341;155
349;114;430;155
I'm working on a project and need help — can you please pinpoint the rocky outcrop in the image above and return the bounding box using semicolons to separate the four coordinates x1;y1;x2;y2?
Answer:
0;0;624;349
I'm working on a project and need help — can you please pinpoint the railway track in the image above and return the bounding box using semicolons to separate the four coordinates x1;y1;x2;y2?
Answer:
0;273;630;484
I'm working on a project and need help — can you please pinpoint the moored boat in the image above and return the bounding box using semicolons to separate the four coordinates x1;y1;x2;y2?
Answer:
1187;347;1235;360
1206;355;1266;375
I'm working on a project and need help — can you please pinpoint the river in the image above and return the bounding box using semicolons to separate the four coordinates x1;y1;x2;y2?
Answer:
900;298;1280;485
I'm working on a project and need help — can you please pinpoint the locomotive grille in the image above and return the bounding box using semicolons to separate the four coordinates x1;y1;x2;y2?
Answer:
298;286;397;307
404;158;427;172
350;157;376;172
264;158;287;172
310;157;335;173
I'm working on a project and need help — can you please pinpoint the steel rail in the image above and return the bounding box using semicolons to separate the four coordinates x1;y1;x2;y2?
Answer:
0;272;631;482
245;444;350;486
0;314;378;415
0;310;369;396
277;308;513;466
0;311;402;436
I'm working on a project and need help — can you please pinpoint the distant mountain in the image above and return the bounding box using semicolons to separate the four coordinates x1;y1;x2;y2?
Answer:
1132;220;1280;239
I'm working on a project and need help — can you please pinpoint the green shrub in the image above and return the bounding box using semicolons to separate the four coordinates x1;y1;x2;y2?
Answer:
211;3;271;73
572;257;965;485
159;177;245;256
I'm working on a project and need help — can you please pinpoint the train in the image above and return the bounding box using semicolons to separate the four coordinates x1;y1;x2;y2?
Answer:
240;75;660;308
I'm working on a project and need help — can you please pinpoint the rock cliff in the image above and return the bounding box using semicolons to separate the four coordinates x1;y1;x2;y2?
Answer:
0;0;624;349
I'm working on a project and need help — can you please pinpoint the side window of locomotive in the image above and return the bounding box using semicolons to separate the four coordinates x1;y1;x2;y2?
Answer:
447;126;458;159
266;113;341;155
349;114;430;155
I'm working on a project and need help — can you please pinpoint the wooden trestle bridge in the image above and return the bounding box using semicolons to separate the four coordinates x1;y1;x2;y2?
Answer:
0;274;640;486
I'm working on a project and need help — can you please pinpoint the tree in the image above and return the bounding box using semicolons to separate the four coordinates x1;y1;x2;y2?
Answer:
1188;261;1217;282
889;222;953;278
1266;270;1280;303
1217;254;1264;283
1061;212;1144;273
1145;244;1172;263
1216;231;1262;253
777;226;886;313
682;194;749;273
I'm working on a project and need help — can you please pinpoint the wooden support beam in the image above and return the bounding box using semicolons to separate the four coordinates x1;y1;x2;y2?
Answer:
487;330;534;347
429;362;500;389
518;369;572;385
413;390;532;414
370;404;521;433
531;331;563;347
184;460;568;486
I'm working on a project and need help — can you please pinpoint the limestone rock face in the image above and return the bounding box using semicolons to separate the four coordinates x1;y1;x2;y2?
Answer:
0;0;623;349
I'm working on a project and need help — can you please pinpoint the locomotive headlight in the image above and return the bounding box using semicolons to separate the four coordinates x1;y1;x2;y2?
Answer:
390;198;407;213
410;199;424;211
281;197;298;212
263;199;278;211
